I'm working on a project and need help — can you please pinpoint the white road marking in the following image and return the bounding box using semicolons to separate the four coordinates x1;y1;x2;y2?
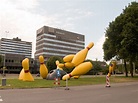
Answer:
0;96;3;102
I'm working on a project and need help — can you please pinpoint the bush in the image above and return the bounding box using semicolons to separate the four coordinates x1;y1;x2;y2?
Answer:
46;56;63;72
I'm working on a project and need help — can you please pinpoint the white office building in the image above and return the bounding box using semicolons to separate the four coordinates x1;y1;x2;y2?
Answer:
0;37;32;58
35;26;85;61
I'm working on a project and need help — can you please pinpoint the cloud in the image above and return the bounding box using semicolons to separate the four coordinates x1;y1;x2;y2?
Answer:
0;0;104;60
0;0;40;37
87;35;105;61
0;0;44;57
7;0;38;10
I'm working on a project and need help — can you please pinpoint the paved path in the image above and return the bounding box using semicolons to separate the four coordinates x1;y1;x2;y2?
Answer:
0;82;138;103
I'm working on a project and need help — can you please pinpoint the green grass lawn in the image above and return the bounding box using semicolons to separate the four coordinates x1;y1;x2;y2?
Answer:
0;75;138;89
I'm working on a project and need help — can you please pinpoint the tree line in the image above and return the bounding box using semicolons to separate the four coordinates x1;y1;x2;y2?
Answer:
103;2;138;77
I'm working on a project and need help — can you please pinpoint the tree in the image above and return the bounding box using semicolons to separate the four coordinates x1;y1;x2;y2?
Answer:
46;56;64;72
103;2;138;77
85;59;103;75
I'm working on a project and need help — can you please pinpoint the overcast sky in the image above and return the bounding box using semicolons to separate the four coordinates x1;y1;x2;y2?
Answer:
0;0;137;61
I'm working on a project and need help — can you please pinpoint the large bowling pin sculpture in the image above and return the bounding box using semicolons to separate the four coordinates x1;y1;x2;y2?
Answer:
62;62;93;80
63;54;75;69
56;60;64;70
71;42;94;66
19;58;34;81
62;42;94;80
107;61;116;77
39;55;48;79
106;61;116;87
18;68;24;80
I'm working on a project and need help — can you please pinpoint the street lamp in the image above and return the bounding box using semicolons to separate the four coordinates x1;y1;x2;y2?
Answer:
0;54;6;77
0;54;6;86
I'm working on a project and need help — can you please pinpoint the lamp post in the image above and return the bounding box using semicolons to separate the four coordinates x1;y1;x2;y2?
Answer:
0;54;6;77
0;54;6;86
3;54;5;77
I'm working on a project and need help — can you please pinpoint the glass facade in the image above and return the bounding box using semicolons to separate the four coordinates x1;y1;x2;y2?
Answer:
0;38;32;58
35;26;85;61
0;38;34;73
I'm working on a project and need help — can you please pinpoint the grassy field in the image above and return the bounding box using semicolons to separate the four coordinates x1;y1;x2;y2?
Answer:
0;75;138;89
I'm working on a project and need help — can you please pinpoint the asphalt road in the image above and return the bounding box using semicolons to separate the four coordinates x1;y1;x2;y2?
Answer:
0;82;138;103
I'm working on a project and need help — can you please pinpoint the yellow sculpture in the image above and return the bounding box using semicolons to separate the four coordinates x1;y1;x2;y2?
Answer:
73;76;80;79
55;60;64;70
18;69;24;80
106;61;116;87
62;62;93;80
19;58;34;81
39;55;48;79
107;61;116;77
57;42;94;80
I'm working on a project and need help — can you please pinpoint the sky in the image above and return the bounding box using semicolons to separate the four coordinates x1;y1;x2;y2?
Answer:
0;0;137;61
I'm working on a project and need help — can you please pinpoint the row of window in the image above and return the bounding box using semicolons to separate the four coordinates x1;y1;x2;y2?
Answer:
0;51;31;57
35;48;79;58
36;33;56;41
1;47;32;53
1;39;31;44
0;49;31;55
0;47;32;53
44;47;76;54
36;42;83;52
37;38;84;47
35;52;67;57
2;59;34;63
1;43;32;49
37;33;84;43
37;33;84;45
1;41;32;48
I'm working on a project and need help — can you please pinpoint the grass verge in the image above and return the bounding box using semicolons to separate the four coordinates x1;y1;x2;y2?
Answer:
0;76;138;89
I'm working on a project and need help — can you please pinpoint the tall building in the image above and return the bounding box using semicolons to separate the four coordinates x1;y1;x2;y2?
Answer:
0;37;34;73
0;37;32;57
35;26;85;61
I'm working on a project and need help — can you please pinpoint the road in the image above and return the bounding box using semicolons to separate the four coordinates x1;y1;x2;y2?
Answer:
0;82;138;103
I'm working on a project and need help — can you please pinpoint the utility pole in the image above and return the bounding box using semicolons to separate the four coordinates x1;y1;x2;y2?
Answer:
0;54;6;86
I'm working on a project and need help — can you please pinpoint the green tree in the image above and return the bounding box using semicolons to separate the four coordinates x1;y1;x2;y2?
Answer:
92;61;102;75
103;2;138;77
85;59;103;75
46;56;64;72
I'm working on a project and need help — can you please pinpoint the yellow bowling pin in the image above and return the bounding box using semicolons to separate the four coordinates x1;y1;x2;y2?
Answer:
22;58;34;81
73;76;80;79
64;62;74;69
39;55;48;79
62;62;93;80
70;62;93;76
62;74;70;81
56;60;74;69
56;60;64;70
112;61;116;71
63;54;75;62
19;69;24;80
107;73;111;77
108;61;116;77
109;63;113;74
71;42;94;66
